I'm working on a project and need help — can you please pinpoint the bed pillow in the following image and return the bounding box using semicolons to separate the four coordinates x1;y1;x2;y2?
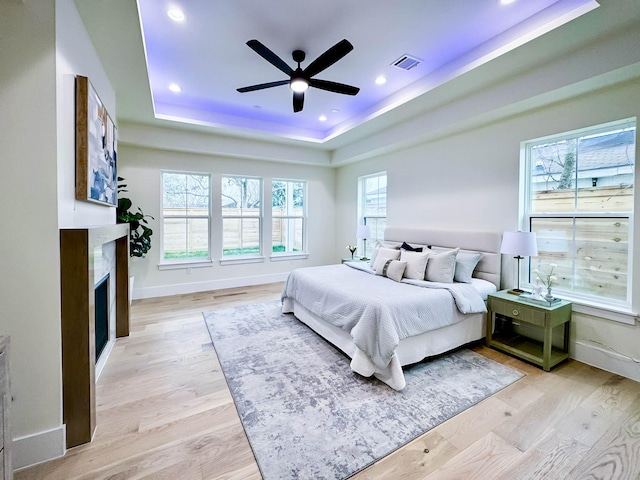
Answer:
425;248;460;283
368;241;399;266
400;250;430;280
400;241;423;252
372;247;401;270
454;251;483;283
375;259;407;282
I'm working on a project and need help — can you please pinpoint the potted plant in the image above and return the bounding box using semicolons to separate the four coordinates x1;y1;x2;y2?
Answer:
116;177;154;258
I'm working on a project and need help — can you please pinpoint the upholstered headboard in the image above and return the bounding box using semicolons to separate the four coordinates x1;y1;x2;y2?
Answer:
383;227;502;288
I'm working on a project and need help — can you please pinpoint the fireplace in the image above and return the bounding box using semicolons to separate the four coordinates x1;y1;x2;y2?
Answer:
94;274;109;362
60;223;130;448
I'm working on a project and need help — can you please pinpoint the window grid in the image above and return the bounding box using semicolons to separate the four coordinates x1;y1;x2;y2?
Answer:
221;176;263;257
358;172;387;257
161;171;211;262
522;118;635;307
272;179;306;254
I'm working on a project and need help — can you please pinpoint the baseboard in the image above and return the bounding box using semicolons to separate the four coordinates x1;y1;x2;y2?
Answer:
133;272;289;300
573;340;640;382
13;425;66;471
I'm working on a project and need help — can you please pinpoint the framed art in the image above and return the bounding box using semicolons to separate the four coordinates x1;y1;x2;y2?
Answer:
75;75;117;206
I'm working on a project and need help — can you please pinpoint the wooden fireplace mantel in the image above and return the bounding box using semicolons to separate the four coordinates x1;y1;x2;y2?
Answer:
60;223;129;448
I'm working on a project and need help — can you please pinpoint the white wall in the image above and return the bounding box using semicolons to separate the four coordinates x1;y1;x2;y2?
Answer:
56;0;116;228
0;0;118;469
0;0;63;468
118;135;336;299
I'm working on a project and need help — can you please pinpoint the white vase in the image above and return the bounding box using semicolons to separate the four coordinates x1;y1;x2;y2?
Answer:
544;286;553;302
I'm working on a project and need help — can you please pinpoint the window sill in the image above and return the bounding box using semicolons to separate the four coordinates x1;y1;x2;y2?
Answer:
158;259;213;270
270;253;309;262
219;256;265;266
570;300;637;326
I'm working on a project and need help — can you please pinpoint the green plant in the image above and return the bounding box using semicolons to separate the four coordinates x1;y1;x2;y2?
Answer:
117;177;154;258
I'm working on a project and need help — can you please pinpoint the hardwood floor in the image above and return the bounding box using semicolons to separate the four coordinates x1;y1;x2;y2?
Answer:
16;283;640;479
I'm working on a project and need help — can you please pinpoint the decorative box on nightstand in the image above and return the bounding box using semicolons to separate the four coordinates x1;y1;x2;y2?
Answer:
341;258;370;264
486;290;572;371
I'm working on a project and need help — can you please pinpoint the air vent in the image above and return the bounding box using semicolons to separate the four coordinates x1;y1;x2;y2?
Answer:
391;54;422;71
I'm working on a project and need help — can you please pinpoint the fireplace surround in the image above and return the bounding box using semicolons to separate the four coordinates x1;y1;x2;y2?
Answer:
60;224;129;448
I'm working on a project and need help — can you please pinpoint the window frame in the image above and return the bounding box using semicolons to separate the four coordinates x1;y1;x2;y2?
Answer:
159;170;212;269
220;175;263;263
271;178;308;260
520;118;636;313
357;172;387;257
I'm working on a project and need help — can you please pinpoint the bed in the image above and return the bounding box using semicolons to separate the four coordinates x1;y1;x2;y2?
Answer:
281;227;503;390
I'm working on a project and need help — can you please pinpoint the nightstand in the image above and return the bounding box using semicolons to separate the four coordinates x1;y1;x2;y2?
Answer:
341;258;369;264
486;290;572;371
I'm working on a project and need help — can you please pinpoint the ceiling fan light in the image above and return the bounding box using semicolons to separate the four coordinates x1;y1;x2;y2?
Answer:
290;78;309;93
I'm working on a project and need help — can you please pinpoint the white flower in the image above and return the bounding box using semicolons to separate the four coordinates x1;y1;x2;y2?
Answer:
550;263;558;268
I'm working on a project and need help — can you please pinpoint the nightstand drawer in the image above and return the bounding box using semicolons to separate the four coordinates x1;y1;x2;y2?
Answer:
490;298;546;326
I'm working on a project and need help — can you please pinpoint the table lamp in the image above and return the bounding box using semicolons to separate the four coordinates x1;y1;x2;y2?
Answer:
356;225;372;261
500;231;538;294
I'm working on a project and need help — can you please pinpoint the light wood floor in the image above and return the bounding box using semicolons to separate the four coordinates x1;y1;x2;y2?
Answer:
16;283;640;480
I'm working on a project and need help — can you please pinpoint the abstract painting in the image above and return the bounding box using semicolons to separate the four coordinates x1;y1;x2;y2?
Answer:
75;75;117;206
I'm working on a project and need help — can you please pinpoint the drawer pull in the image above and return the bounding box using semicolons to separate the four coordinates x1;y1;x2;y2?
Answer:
512;309;519;316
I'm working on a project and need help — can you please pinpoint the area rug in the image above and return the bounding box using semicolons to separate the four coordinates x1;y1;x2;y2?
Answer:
203;301;523;480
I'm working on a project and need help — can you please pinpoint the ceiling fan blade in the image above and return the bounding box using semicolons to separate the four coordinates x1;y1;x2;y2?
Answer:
237;80;289;93
303;39;353;78
293;91;304;112
310;79;359;96
246;39;294;76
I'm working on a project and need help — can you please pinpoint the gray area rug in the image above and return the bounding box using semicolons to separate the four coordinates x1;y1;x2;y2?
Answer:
203;300;523;480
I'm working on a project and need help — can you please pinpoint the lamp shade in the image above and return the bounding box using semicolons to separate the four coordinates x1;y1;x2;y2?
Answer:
500;231;538;257
356;225;372;240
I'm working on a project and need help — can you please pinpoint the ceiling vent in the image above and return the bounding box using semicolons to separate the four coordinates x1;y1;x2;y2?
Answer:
391;54;422;71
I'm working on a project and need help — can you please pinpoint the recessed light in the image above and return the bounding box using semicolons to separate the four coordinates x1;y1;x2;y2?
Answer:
169;83;182;93
318;115;327;122
375;75;387;85
500;0;516;4
167;8;185;21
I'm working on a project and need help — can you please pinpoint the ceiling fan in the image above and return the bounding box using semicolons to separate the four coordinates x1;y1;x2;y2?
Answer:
237;39;360;113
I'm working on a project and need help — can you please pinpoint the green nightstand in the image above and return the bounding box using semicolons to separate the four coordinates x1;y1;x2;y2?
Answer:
486;290;572;371
341;258;370;264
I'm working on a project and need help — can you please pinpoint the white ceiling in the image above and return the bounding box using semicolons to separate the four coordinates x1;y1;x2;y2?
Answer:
75;0;599;146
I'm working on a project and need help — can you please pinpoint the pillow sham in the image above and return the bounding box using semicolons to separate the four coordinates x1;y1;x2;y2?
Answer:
400;241;423;252
368;241;400;266
375;259;407;282
372;247;401;270
454;251;483;283
400;250;430;280
425;248;460;283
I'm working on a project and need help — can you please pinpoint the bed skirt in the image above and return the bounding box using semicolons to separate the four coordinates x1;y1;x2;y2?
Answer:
282;298;486;390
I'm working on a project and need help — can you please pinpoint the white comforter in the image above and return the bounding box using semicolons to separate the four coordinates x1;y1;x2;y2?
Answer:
281;263;487;372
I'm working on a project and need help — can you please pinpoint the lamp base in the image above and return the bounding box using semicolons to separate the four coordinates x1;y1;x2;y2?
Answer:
507;288;525;295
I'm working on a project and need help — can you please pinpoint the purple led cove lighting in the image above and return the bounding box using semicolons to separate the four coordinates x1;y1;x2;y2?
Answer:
137;0;598;142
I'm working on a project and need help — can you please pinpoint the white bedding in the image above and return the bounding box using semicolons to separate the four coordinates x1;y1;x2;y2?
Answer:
281;263;489;375
282;227;503;390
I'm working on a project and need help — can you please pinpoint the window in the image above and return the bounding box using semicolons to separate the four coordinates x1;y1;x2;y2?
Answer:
221;176;262;256
272;179;306;254
358;172;387;256
523;118;635;306
161;171;210;262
